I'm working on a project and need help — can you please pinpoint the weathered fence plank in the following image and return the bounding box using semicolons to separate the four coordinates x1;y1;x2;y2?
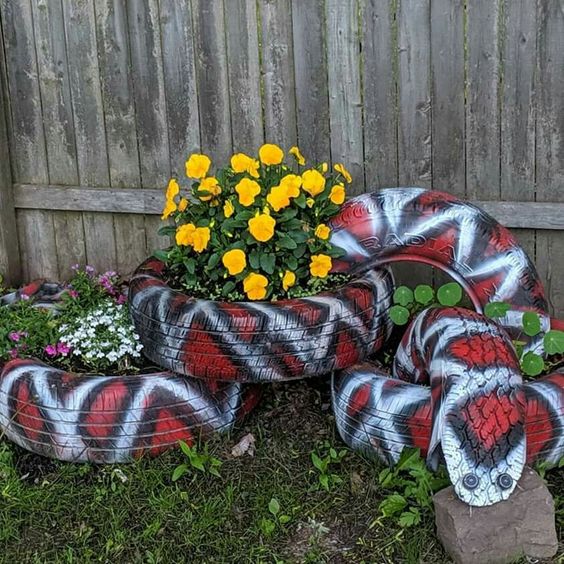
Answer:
292;0;330;165
259;0;297;149
466;0;501;199
536;0;564;318
361;0;398;189
225;0;263;154
500;0;537;261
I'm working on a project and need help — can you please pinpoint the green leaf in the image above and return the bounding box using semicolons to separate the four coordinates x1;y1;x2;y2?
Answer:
277;235;298;250
379;494;407;517
249;250;261;270
522;311;542;337
521;352;545;377
259;253;276;274
260;518;276;536
311;452;324;472
171;464;188;482
278;208;298;222
286;256;298;271
293;245;307;259
319;474;330;491
390;305;410;326
398;508;421;528
437;282;463;307
544;330;564;355
393;286;414;307
268;498;280;516
396;448;421;471
414;285;434;305
179;440;192;457
325;245;346;258
183;258;196;275
153;249;169;263
278;515;291;524
158;225;177;237
222;281;236;296
484;301;511;318
207;253;220;269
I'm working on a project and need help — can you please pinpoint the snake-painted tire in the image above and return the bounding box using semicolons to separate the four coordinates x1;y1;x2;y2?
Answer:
128;258;394;382
0;358;260;463
328;188;552;344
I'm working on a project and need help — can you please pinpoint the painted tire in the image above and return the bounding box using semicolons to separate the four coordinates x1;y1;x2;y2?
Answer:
328;188;551;345
128;258;394;382
0;358;260;463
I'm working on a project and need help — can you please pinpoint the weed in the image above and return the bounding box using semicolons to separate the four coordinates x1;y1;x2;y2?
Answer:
171;440;222;481
310;441;347;491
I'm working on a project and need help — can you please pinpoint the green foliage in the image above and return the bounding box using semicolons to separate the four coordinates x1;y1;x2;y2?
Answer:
389;305;410;326
259;498;291;537
373;448;449;530
521;351;545;377
436;282;462;307
393;286;413;307
310;441;347;491
171;441;223;481
484;301;511;318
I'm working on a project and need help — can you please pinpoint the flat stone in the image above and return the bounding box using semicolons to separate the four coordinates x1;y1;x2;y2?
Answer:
433;467;558;564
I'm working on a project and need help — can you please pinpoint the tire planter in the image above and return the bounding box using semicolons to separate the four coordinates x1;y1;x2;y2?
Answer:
0;358;260;463
333;304;564;506
0;282;259;463
128;257;394;383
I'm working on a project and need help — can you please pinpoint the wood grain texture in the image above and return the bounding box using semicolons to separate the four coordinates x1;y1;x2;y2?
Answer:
466;0;501;199
0;17;20;283
326;0;364;195
225;0;263;154
430;0;465;197
259;0;297;149
536;0;564;318
397;0;432;189
361;0;398;189
500;0;537;261
292;0;330;164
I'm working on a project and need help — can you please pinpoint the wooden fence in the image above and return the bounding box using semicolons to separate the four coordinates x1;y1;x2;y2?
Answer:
0;0;563;315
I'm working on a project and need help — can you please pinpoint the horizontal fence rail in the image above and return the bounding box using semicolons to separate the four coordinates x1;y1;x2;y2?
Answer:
0;0;563;316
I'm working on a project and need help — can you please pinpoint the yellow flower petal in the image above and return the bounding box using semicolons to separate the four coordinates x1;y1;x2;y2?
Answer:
266;184;291;212
176;223;196;246
279;174;302;198
289;146;305;166
222;249;247;275
301;169;326;197
248;213;276;242
186;154;211;179
334;163;352;183
243;272;268;300
178;198;188;212
314;224;331;240
223;199;234;218
259;143;284;166
198;177;221;202
235;178;261;207
282;270;296;292
310;254;332;278
329;184;346;205
192;226;211;253
165;178;180;201
161;198;177;220
306;198;315;208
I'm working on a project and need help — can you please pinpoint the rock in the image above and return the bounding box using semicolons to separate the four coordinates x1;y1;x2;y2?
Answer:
433;467;558;564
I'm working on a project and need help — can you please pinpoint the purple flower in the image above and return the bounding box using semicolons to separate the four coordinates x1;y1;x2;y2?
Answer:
85;265;95;276
68;289;79;299
44;344;58;357
117;294;127;305
20;293;30;301
8;348;18;359
71;264;80;271
8;331;21;342
57;342;71;356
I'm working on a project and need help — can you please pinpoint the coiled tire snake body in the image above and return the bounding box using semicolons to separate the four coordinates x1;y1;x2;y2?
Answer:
329;188;564;506
0;283;259;463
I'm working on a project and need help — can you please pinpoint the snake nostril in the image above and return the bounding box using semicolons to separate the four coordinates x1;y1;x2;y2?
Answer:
462;473;479;490
497;473;513;490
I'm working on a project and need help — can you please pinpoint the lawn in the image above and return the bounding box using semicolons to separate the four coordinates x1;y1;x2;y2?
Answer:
0;377;562;563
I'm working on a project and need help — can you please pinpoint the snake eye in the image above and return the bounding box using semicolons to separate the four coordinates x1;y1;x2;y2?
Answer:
462;473;479;490
497;473;513;490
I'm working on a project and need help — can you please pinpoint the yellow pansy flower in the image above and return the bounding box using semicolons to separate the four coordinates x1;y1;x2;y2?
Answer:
178;198;188;212
176;223;196;246
301;169;326;197
282;270;296;291
198;177;221;202
289;146;305;165
243;273;268;300
334;163;352;183
248;212;276;242
266;184;291;212
186;153;211;179
259;143;284;166
321;162;328;173
230;153;260;179
235;178;261;207
192;226;211;253
310;254;332;278
279;174;302;198
222;249;246;275
306;198;315;208
315;224;331;240
161;198;177;220
329;184;346;205
166;178;180;201
223;199;234;218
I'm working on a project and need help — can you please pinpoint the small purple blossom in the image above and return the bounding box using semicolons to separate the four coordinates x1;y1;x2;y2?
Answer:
85;265;95;276
57;342;71;356
68;289;79;299
20;293;30;301
44;344;58;357
116;294;127;305
71;264;80;272
8;331;22;342
8;348;18;359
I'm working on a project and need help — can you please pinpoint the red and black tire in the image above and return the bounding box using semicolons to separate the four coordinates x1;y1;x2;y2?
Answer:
128;258;394;383
0;358;260;463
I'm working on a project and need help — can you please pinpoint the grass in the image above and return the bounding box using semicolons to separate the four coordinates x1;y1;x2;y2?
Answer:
0;378;562;563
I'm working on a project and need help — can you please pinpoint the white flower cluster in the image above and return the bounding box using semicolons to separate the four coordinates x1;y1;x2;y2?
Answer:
59;299;143;370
